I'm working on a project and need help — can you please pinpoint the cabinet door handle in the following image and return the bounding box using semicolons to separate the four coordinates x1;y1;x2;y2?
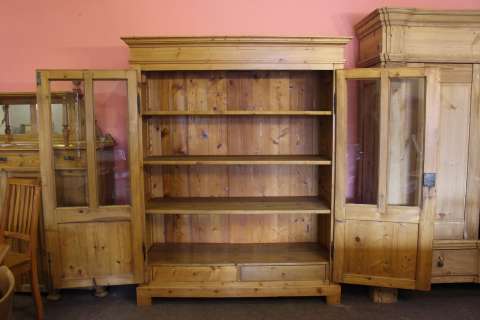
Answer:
437;257;444;268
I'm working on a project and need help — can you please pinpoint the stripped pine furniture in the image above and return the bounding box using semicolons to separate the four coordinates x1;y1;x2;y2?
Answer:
0;178;43;319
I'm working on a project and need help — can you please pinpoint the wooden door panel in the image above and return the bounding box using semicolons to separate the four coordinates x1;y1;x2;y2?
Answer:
334;67;440;290
435;67;472;240
58;221;133;287
37;70;143;289
344;220;418;281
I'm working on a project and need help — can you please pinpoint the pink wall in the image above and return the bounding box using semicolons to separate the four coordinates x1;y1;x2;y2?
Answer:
1;0;479;91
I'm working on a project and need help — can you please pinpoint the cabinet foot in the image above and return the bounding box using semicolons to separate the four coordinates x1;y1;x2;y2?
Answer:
325;285;341;305
94;286;108;298
325;293;341;305
369;287;398;303
46;290;61;301
137;290;152;306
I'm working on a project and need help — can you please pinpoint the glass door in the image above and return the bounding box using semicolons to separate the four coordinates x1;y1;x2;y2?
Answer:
333;68;440;290
37;70;143;289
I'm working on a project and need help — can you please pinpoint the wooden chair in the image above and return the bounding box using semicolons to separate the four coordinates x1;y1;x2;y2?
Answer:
0;266;15;320
0;178;43;320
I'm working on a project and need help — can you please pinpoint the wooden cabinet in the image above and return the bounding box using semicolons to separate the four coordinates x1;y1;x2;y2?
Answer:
0;92;80;292
25;34;444;300
356;8;480;284
36;71;143;289
121;36;349;305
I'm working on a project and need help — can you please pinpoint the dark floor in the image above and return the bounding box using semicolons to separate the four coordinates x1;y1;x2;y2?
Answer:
12;284;480;320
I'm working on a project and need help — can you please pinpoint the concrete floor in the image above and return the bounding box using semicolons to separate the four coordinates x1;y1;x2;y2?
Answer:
12;284;480;320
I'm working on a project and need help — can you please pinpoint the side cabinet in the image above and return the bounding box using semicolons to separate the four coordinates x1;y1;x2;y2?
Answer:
36;70;143;289
0;92;77;292
355;8;480;284
334;67;440;290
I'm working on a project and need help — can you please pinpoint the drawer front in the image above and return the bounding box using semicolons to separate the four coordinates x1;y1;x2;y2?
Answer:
0;151;39;169
151;266;237;283
432;249;478;276
240;264;327;281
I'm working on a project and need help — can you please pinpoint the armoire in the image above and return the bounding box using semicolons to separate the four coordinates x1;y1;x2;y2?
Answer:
23;7;478;305
356;7;480;286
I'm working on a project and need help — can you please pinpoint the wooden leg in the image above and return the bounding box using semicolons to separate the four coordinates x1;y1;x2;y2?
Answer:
137;289;152;306
325;286;341;305
94;285;108;298
31;263;44;320
369;287;398;304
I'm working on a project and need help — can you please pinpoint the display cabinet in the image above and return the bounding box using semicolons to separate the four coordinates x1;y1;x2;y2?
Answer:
36;71;143;291
0;92;76;293
0;93;40;203
355;8;480;285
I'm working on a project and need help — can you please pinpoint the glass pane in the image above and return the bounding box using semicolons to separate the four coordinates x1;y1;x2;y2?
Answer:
51;103;65;135
50;81;88;207
346;79;381;204
387;78;425;206
93;80;130;205
0;104;34;135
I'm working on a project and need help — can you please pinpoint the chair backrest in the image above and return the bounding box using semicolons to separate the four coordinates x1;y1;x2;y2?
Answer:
0;265;15;320
0;178;42;255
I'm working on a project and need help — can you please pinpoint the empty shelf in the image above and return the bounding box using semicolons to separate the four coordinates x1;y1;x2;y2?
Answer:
143;155;331;165
146;196;330;215
142;110;332;116
148;242;329;266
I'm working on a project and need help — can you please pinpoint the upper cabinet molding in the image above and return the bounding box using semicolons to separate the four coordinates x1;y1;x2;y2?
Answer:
355;7;480;66
121;36;351;70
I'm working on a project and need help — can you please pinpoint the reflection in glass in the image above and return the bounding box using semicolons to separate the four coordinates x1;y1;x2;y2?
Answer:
94;80;130;205
0;104;32;134
346;79;380;204
387;78;425;206
50;80;88;207
51;103;64;135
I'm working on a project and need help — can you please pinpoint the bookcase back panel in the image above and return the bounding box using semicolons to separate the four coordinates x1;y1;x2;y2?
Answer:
142;69;333;245
147;166;319;198
144;164;324;243
145;71;332;112
146;116;330;157
146;213;318;243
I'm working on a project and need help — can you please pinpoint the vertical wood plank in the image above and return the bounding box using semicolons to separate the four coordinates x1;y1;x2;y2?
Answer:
126;70;145;282
84;72;98;208
416;67;440;290
37;70;63;287
465;64;480;240
378;70;389;214
334;69;347;221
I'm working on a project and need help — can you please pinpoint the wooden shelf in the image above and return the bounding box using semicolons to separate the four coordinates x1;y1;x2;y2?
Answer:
148;243;329;266
143;155;331;165
146;196;330;215
142;110;332;116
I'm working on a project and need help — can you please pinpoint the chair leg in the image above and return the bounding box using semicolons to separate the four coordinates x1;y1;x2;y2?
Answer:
31;263;44;320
